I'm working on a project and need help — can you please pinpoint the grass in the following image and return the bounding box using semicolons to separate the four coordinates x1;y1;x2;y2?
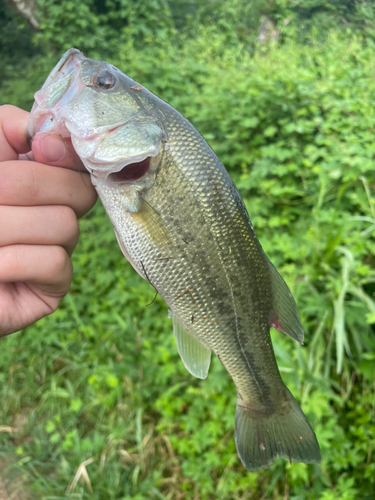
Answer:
0;29;375;499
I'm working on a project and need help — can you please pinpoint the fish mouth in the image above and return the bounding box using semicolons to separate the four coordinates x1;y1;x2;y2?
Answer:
106;157;151;182
27;49;86;143
90;156;152;183
78;121;163;181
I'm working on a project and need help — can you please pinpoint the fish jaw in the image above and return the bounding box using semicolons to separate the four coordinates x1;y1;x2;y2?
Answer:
77;120;163;180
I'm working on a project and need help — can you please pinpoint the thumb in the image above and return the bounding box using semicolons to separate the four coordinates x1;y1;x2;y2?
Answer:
32;134;87;172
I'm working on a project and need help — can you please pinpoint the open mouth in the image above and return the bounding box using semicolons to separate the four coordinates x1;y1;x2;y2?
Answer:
107;157;151;182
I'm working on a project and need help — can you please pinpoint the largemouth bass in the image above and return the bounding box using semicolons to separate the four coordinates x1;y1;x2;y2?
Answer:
27;48;321;470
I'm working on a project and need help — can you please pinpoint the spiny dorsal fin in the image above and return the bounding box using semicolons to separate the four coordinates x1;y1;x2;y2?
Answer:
172;313;211;379
267;259;304;344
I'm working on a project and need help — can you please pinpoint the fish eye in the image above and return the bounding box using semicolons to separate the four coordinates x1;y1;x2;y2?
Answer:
92;71;115;90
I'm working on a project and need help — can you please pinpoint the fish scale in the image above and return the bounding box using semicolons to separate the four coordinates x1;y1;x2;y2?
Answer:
98;108;289;405
27;48;321;471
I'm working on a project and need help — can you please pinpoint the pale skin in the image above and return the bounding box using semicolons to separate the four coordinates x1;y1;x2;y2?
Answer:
0;105;97;337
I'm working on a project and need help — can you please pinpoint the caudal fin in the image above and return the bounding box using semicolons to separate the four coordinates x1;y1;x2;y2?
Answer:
235;390;320;471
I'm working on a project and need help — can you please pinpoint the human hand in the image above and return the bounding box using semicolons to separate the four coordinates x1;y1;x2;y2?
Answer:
0;105;97;336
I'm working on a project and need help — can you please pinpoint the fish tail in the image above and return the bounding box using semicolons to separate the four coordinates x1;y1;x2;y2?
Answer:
235;389;321;471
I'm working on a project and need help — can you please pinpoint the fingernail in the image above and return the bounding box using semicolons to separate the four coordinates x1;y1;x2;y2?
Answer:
40;135;66;162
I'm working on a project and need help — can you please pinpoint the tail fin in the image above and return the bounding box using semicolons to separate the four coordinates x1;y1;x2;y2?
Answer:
235;390;320;471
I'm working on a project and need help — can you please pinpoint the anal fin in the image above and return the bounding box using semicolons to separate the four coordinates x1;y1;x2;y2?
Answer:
172;313;211;379
267;259;304;344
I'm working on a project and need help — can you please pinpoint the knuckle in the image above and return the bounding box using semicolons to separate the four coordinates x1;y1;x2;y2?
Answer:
60;206;80;242
50;246;70;277
77;174;97;217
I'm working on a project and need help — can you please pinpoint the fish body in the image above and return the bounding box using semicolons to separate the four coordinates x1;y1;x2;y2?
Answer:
27;49;321;470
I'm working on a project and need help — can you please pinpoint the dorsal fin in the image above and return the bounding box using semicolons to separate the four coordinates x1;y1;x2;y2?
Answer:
266;259;304;344
172;313;211;379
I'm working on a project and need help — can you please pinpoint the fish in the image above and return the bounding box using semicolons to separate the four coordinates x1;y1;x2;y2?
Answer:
27;48;321;471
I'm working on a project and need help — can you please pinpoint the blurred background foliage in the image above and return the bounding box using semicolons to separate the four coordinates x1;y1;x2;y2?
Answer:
1;0;375;498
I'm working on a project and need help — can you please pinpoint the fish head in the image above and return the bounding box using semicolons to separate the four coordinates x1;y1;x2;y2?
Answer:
27;48;163;183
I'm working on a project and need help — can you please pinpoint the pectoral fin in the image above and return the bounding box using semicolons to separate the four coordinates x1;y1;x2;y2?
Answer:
267;259;304;344
172;314;211;379
133;195;175;253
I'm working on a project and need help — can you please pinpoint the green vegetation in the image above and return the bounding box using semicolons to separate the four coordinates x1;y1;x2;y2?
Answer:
0;1;374;498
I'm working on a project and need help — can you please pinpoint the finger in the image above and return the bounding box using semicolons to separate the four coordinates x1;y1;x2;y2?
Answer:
19;152;35;161
0;105;30;161
32;134;86;172
0;160;97;218
0;206;79;256
0;281;57;337
0;244;72;296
